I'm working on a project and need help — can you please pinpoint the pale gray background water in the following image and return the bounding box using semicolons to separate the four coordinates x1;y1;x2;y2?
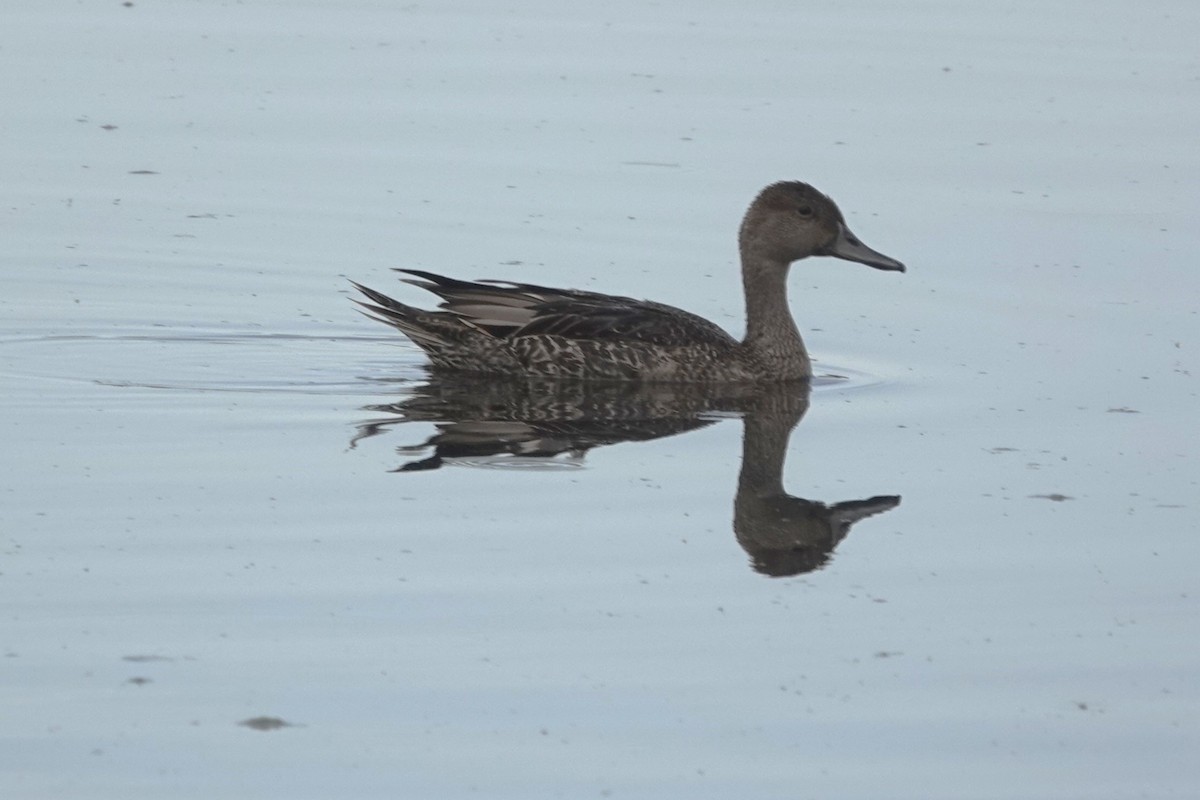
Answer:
3;2;1197;798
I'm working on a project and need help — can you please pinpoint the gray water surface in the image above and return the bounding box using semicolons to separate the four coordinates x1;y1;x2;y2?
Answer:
2;2;1197;798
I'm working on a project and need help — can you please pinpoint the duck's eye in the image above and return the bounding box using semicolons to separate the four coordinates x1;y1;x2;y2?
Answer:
796;206;814;218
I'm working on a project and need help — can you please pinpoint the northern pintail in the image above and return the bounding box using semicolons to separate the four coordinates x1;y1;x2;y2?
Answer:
352;181;904;381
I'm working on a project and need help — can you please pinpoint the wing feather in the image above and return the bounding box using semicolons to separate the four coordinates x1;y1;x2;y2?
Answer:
390;269;736;348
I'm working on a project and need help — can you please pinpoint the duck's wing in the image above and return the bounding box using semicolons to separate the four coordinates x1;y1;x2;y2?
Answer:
398;269;736;349
515;297;736;348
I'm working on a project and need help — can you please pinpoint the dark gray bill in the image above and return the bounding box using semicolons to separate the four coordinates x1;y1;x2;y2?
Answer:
825;222;906;272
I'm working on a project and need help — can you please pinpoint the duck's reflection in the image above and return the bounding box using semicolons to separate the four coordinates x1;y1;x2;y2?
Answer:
352;375;899;577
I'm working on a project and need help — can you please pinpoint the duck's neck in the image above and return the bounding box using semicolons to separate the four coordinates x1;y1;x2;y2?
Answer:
741;257;810;379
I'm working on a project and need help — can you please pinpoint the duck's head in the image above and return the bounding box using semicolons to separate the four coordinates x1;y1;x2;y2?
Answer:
739;181;905;272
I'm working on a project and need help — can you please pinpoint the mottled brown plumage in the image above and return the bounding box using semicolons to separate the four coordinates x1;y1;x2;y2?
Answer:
352;181;904;382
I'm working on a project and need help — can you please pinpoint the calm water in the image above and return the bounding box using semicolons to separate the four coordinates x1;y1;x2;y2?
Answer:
3;2;1198;798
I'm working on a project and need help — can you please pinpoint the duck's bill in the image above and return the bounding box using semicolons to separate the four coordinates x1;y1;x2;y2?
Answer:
824;223;906;272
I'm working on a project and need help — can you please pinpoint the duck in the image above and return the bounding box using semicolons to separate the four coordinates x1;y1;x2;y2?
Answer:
351;181;904;382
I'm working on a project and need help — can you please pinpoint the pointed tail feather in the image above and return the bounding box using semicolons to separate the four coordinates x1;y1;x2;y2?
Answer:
350;280;449;347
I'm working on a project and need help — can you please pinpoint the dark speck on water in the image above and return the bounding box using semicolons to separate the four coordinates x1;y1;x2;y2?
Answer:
239;717;298;731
